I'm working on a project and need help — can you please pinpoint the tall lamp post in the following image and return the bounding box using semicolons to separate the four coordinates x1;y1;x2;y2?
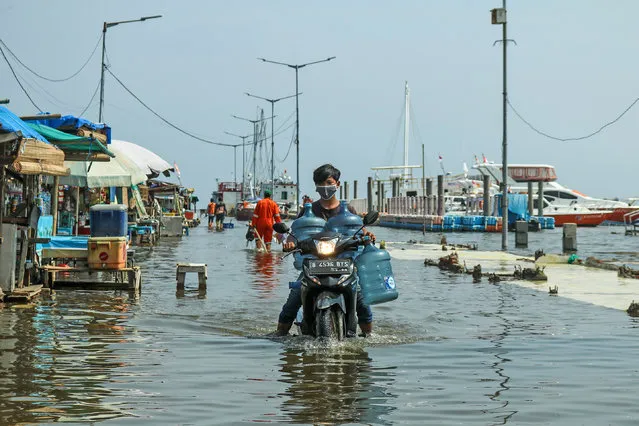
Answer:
231;114;275;198
99;14;162;122
257;56;335;207
224;131;251;193
245;92;300;194
491;2;510;250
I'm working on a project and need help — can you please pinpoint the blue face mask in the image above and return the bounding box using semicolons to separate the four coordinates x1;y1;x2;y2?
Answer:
316;185;338;201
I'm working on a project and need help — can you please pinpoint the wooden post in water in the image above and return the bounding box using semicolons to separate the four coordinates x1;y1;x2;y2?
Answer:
353;180;358;199
339;185;343;200
74;186;80;236
426;178;433;215
51;176;59;236
537;181;544;217
380;183;385;213
437;175;444;217
376;180;381;212
527;181;534;216
367;177;373;213
483;176;491;217
343;181;349;201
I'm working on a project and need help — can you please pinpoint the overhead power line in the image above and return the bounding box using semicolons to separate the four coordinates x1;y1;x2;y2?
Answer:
78;79;102;117
107;67;294;147
0;43;41;111
0;35;102;83
106;67;235;147
507;96;639;142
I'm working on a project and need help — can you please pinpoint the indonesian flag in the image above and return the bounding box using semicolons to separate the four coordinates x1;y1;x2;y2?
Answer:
438;154;443;162
174;162;181;178
482;153;487;163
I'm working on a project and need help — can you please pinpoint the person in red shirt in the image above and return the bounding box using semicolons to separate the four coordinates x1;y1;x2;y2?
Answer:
250;189;281;252
206;198;216;230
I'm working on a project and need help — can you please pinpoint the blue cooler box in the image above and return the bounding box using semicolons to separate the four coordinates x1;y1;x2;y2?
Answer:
90;204;128;237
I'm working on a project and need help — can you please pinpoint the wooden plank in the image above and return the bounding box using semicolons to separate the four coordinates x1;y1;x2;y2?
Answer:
41;248;88;259
176;263;207;274
2;216;28;226
6;284;42;302
40;265;135;272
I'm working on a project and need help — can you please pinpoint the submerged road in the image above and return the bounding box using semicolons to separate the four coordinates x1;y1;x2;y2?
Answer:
1;224;639;424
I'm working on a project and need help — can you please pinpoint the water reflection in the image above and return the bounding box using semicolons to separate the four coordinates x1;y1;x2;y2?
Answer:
484;284;517;425
0;291;138;424
278;346;396;425
247;251;283;298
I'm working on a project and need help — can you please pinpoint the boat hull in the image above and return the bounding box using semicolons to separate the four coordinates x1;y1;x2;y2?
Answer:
235;208;254;222
545;211;609;227
601;207;639;225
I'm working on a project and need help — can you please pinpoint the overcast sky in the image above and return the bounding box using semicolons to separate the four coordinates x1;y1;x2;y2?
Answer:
2;1;638;200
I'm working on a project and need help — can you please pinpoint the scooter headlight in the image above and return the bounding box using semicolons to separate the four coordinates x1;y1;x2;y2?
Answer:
315;238;338;256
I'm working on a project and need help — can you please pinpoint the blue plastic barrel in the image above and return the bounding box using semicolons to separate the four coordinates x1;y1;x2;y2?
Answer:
355;243;399;305
89;204;127;237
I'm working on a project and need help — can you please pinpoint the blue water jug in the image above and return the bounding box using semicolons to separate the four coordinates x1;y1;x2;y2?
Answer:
291;203;326;270
355;243;398;305
324;200;363;237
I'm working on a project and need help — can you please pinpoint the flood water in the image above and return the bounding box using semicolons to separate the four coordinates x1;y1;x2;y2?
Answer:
1;224;639;425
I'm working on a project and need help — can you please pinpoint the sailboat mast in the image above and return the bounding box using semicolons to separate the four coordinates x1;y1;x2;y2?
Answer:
403;81;410;182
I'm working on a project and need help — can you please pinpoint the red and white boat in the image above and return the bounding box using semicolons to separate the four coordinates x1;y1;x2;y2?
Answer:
543;204;612;227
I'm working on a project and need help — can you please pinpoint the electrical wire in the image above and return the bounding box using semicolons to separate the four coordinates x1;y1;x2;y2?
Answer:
0;35;102;82
0;43;41;111
78;79;102;117
275;128;296;163
106;67;236;147
507;96;639;142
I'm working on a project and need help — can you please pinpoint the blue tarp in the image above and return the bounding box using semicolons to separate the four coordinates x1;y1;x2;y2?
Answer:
0;106;49;141
36;236;89;257
35;215;90;256
495;194;530;224
23;114;111;145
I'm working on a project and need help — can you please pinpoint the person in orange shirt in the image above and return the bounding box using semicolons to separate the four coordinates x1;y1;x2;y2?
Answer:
207;198;216;229
250;189;281;252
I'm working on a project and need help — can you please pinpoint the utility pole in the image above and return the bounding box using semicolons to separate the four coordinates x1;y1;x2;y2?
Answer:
99;15;161;122
245;92;300;194
224;131;250;196
257;56;335;207
491;2;511;250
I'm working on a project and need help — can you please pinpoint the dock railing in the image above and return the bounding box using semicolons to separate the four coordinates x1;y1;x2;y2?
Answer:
624;210;639;235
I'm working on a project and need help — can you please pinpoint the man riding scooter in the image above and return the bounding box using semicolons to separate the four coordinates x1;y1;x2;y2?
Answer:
273;164;375;337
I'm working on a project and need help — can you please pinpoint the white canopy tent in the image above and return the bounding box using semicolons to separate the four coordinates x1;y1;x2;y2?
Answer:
109;139;173;178
57;154;147;188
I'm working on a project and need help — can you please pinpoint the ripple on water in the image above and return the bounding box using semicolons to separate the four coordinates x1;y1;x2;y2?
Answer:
2;225;639;425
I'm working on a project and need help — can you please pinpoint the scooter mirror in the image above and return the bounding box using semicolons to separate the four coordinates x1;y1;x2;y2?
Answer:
273;222;290;234
363;211;379;226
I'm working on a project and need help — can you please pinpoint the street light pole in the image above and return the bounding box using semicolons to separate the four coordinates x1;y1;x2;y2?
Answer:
491;2;511;250
257;56;335;207
245;92;300;195
224;131;250;196
98;14;162;122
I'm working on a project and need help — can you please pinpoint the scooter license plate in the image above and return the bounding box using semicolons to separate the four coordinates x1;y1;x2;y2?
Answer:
307;259;352;275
